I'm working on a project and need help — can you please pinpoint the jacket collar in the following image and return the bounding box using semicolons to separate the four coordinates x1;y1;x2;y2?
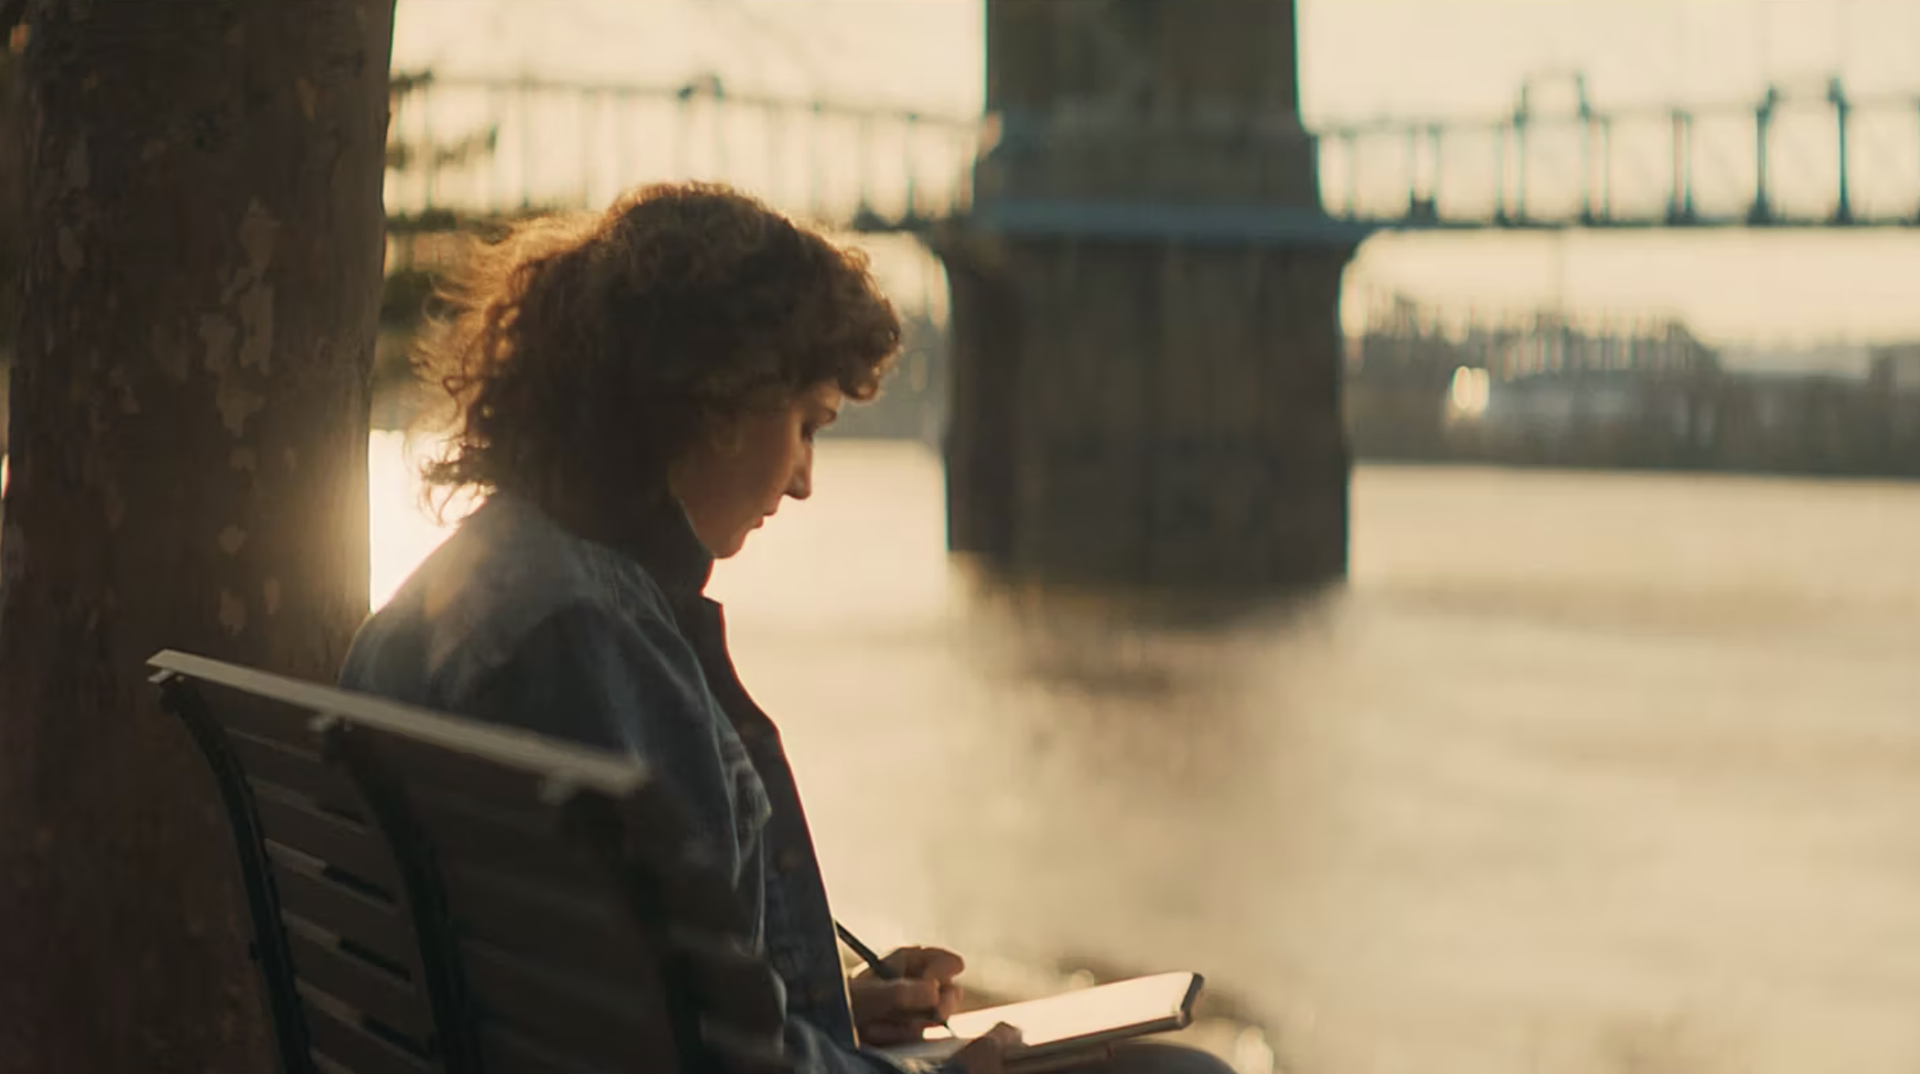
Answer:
616;496;716;598
486;489;715;597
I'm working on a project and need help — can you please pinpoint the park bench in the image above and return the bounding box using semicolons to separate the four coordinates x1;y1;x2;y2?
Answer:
149;648;793;1074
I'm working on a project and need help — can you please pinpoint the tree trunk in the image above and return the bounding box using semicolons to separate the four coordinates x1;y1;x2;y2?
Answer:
0;3;393;1069
1;27;25;456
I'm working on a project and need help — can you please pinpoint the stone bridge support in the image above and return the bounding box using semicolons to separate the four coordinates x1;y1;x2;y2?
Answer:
941;0;1360;593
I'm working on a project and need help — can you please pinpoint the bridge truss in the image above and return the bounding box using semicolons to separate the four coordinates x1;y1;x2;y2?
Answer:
384;71;1920;240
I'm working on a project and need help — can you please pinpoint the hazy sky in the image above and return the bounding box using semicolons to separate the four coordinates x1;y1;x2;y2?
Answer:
392;1;1920;344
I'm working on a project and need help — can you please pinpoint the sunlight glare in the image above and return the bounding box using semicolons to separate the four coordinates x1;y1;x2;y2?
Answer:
368;429;476;610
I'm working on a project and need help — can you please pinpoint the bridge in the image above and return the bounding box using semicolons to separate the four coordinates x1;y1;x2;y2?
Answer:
379;0;1920;595
384;69;1920;242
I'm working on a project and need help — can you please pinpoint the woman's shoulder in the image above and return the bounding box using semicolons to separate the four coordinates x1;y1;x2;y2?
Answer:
452;494;676;610
357;496;682;698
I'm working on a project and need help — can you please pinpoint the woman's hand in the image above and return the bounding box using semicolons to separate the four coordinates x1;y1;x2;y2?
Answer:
849;945;967;1046
947;1023;1024;1074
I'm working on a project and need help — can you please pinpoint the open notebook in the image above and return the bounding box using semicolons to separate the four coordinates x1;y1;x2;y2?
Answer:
877;971;1204;1070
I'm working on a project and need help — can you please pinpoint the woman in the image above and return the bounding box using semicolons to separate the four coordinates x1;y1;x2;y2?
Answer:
343;183;1225;1074
345;182;1006;1074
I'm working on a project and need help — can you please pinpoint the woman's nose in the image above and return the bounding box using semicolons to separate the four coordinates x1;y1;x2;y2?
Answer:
786;460;813;501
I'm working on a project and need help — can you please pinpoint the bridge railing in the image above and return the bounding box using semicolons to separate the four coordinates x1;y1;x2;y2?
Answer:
387;72;1920;235
384;72;984;234
1319;78;1920;229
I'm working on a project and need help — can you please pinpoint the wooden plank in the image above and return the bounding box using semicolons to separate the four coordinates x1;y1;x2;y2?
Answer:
407;791;603;889
209;688;327;752
440;859;651;981
647;865;751;935
302;998;434;1074
232;730;365;817
461;938;671;1069
421;784;745;937
355;730;564;810
272;857;414;969
287;926;431;1041
477;1022;624;1074
602;796;752;935
669;925;786;1036
255;787;398;894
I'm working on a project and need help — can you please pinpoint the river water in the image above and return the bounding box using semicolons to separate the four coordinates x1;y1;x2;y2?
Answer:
371;434;1920;1074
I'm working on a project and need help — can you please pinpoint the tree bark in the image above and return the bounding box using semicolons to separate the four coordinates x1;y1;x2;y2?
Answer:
0;3;394;1069
1;26;25;454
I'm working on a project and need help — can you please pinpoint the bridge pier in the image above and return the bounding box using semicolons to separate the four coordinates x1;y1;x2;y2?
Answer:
941;0;1359;593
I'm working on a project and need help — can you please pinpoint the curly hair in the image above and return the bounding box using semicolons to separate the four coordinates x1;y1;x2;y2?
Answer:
414;182;900;518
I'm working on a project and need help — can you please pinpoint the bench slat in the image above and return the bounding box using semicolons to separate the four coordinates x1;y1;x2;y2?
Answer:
439;859;650;981
413;786;746;936
231;730;364;817
407;789;605;889
255;788;397;894
207;688;327;751
477;1022;623;1074
287;927;431;1041
671;926;789;1037
462;936;672;1069
649;864;752;935
273;859;416;980
302;998;434;1074
351;732;562;812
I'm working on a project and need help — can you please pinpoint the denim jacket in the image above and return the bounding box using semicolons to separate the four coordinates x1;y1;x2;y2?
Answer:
339;492;907;1074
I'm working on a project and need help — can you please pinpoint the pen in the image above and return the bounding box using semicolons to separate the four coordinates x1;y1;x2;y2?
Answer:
834;920;958;1037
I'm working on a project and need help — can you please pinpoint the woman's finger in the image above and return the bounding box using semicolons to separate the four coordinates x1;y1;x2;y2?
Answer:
888;945;967;982
853;976;942;1016
948;1023;1024;1074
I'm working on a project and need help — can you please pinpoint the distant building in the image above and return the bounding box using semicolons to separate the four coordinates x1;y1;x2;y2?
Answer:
1720;341;1876;380
1344;291;1920;476
1870;344;1920;394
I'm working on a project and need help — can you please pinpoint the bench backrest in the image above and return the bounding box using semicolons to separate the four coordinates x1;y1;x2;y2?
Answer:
151;649;790;1074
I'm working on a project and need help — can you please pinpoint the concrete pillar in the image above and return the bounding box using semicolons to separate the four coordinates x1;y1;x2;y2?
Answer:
942;0;1357;592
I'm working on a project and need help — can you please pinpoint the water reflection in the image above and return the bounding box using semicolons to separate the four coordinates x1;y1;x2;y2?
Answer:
370;434;1920;1074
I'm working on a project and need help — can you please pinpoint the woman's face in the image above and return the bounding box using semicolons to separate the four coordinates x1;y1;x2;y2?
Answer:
670;381;843;558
